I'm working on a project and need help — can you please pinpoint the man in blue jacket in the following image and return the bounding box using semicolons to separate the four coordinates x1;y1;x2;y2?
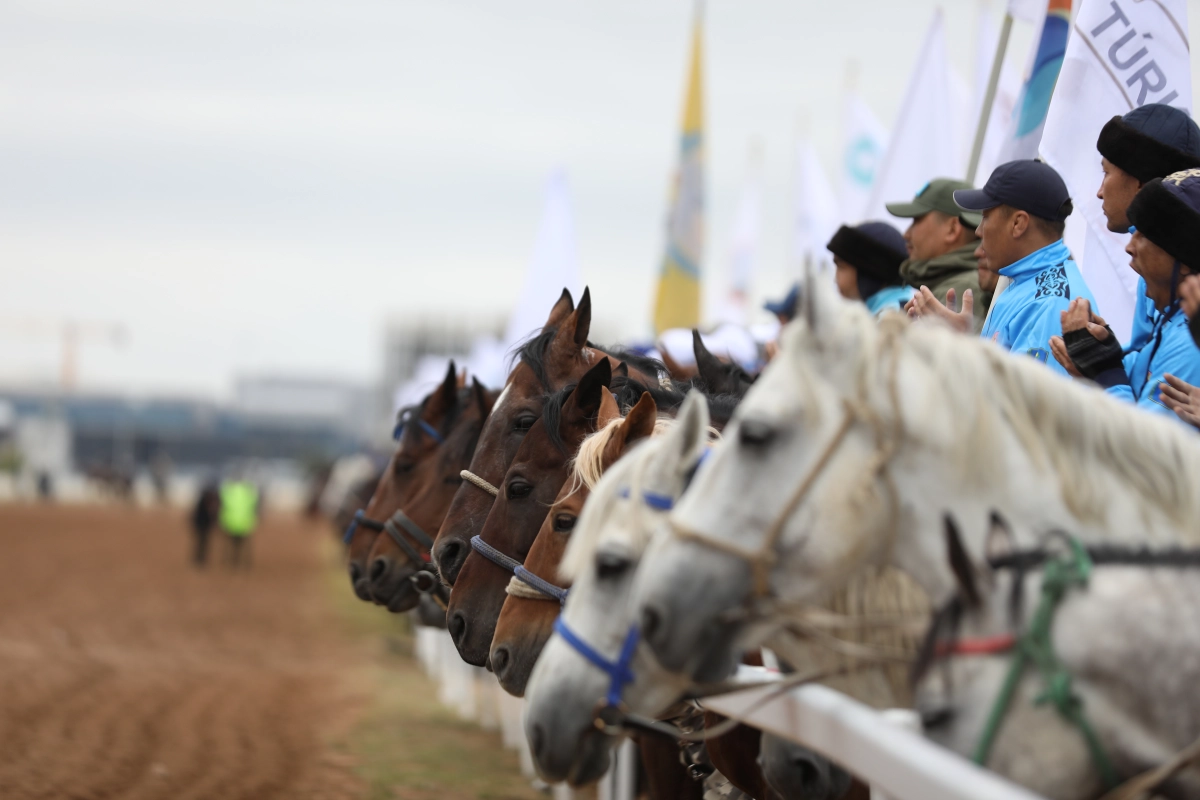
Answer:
910;160;1096;375
1053;170;1200;421
1093;104;1200;350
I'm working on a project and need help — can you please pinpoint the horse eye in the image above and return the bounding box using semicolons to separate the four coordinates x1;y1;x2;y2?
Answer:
553;514;576;533
514;414;537;432
507;481;533;500
738;419;776;448
444;474;464;485
595;552;631;580
394;461;416;475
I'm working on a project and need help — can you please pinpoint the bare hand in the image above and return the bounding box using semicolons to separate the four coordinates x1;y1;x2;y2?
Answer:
1049;335;1084;378
1159;373;1200;429
906;286;974;334
1180;275;1200;321
1058;298;1110;339
764;340;779;363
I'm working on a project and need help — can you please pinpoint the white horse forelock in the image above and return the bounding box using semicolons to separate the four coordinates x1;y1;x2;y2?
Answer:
788;297;1200;539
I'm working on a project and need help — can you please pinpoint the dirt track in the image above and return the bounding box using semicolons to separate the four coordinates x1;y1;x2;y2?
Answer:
0;503;363;800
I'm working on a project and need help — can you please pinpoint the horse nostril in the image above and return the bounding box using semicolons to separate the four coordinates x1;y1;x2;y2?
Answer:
348;562;361;582
448;612;467;646
640;604;662;645
794;757;823;793
529;723;546;759
369;557;388;583
491;646;510;678
437;540;464;584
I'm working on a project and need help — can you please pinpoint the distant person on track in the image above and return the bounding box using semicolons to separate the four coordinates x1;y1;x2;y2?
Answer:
191;479;220;567
219;474;259;569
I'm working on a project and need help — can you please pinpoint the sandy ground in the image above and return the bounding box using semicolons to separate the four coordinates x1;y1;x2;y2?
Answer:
0;502;364;799
0;501;540;800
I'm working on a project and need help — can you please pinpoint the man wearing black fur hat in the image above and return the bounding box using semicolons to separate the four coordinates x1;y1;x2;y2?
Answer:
825;222;914;317
1094;104;1200;350
1052;169;1200;421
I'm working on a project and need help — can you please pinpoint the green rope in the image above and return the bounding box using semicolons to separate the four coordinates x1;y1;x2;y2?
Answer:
971;537;1118;789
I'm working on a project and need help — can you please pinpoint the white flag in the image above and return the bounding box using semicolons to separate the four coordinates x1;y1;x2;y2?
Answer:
839;94;889;222
791;137;840;277
1040;0;1191;341
1008;0;1045;22
503;168;582;351
708;153;762;326
863;10;964;222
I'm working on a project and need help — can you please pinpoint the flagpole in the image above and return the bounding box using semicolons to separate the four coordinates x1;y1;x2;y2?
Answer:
967;12;1013;183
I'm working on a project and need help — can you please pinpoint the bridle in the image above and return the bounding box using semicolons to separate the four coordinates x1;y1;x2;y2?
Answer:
344;414;447;602
668;332;905;599
551;452;697;714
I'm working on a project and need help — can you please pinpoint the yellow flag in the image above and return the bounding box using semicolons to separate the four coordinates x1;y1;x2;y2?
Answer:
652;10;705;335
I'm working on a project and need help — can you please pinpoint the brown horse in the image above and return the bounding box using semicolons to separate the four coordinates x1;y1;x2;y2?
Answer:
445;358;619;666
361;373;499;613
345;361;463;601
490;391;658;695
432;288;658;595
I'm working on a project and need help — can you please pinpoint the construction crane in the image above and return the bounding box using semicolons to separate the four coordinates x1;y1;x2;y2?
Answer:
0;319;128;391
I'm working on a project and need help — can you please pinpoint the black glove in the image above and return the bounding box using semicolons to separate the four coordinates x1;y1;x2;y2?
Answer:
1063;326;1126;381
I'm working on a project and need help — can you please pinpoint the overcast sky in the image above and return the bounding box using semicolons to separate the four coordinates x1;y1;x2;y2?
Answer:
3;0;1199;398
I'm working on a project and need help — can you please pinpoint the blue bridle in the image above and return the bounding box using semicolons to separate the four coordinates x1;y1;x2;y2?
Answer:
344;414;445;546
392;417;445;444
553;617;640;708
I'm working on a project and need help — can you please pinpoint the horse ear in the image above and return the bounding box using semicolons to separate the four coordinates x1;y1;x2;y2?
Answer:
601;392;657;468
544;288;575;330
692;329;729;393
613;361;629;378
671;390;710;469
565;357;611;423
597;387;621;428
472;377;498;417
943;513;981;608
440;360;459;411
548;287;592;364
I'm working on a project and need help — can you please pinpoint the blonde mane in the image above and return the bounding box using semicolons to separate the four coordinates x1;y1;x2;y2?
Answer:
794;300;1200;538
567;415;674;495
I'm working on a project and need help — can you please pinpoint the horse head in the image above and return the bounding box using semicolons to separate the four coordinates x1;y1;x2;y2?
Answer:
445;358;616;666
523;391;711;785
490;390;657;696
346;361;462;603
362;373;498;612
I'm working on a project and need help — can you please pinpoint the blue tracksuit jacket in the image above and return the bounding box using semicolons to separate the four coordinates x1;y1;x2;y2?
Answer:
981;240;1097;377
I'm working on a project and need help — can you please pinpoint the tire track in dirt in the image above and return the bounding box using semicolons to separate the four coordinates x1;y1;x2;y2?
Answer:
0;504;364;800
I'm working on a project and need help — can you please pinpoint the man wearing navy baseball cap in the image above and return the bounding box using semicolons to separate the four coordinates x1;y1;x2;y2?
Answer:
908;159;1097;375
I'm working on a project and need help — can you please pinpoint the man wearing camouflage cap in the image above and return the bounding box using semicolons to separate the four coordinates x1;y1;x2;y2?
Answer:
888;178;991;331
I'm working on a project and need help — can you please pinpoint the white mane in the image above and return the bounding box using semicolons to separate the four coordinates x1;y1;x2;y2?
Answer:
787;298;1200;538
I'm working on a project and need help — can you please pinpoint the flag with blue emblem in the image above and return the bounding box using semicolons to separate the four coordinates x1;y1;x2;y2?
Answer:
652;8;705;335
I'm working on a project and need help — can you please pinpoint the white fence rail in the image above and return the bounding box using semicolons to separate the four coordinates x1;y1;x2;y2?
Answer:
701;673;1047;800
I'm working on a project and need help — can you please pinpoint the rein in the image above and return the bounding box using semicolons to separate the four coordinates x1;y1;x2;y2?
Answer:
925;536;1200;790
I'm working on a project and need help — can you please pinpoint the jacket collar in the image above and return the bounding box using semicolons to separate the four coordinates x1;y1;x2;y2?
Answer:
997;239;1070;283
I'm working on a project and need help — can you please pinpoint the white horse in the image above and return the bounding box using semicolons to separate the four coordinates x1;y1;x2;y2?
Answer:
522;393;711;786
915;518;1200;798
632;275;1200;791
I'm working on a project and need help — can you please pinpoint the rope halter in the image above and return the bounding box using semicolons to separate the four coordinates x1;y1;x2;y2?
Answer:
460;470;499;497
668;332;905;599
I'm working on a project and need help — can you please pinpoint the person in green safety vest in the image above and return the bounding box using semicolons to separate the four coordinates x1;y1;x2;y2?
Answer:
219;476;259;569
